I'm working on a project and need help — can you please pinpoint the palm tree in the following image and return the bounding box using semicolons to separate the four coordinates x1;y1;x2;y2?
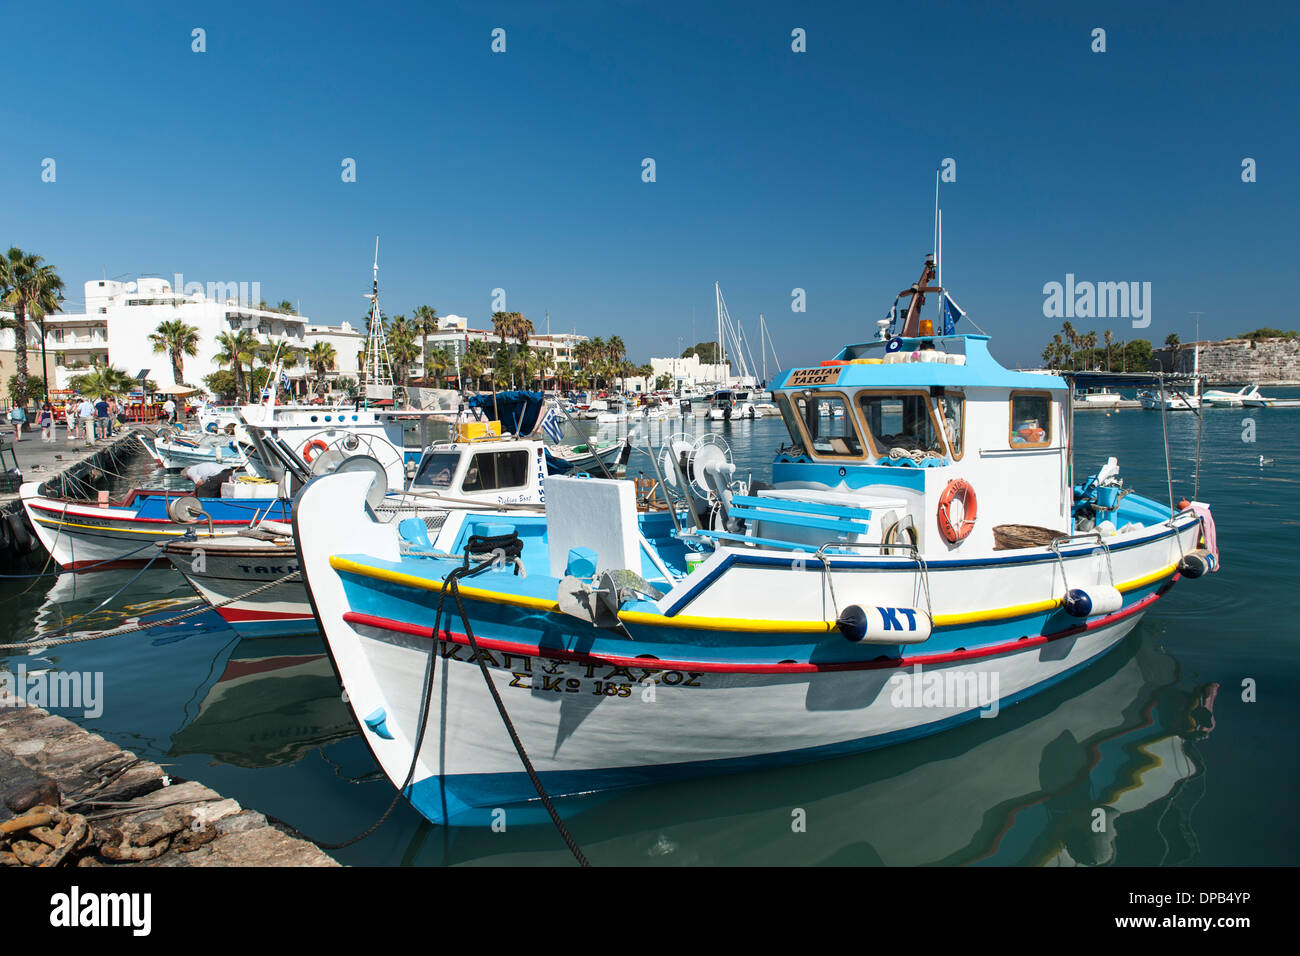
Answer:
214;330;258;402
388;326;420;386
149;319;200;386
425;347;450;386
463;340;491;390
1103;329;1114;371
306;341;337;395
2;248;65;404
413;305;439;382
69;362;136;398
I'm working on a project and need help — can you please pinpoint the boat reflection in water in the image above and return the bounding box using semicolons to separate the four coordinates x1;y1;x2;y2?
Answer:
169;635;355;769
421;632;1218;866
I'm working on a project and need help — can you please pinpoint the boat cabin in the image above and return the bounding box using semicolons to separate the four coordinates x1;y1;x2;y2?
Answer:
765;334;1071;556
410;435;549;506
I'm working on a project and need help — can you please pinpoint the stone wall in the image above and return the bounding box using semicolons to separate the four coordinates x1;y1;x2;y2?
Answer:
1151;337;1300;384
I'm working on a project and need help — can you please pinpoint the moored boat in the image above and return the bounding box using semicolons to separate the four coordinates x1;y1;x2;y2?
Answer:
293;254;1221;827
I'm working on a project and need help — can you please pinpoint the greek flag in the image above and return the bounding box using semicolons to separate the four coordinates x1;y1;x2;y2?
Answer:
280;371;290;391
940;292;965;335
537;407;564;443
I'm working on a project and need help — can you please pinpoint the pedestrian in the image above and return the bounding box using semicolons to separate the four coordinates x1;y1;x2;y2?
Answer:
162;397;177;425
77;395;96;442
65;398;77;438
8;402;26;442
94;395;110;441
38;402;54;442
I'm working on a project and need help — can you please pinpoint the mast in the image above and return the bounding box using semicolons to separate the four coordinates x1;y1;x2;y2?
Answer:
361;236;394;405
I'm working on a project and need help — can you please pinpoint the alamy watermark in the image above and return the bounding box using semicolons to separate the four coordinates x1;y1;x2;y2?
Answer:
1;665;104;719
1042;274;1151;328
888;663;999;717
171;273;262;308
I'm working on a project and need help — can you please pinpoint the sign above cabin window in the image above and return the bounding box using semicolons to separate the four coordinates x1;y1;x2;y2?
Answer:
787;367;842;388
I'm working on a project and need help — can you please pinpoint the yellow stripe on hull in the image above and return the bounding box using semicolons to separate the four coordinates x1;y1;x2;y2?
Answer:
330;554;1179;634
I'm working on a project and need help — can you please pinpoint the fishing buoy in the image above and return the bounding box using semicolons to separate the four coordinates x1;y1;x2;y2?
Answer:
1177;549;1216;579
7;512;37;554
1063;585;1123;618
836;604;931;644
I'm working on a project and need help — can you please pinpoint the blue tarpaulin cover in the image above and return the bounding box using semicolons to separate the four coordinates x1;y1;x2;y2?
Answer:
467;391;545;435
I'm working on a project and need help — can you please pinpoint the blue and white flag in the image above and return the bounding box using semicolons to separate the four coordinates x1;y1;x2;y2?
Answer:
280;371;290;391
940;292;966;335
537;407;564;443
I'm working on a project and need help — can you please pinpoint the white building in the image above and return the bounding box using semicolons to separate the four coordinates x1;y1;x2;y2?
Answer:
648;354;735;390
1;276;310;395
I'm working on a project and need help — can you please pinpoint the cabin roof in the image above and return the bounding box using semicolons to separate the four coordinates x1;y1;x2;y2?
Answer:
769;334;1068;392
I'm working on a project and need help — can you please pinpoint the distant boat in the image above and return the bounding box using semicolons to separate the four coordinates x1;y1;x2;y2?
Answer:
1074;388;1123;410
1203;384;1264;407
1140;341;1201;410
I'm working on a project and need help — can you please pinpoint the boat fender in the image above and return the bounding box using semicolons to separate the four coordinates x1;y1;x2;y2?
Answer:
0;516;11;554
937;479;977;544
1063;585;1123;618
1177;549;1215;579
7;512;37;554
836;604;932;644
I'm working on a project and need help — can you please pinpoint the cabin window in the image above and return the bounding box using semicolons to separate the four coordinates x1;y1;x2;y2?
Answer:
1009;392;1052;447
793;393;864;457
775;393;805;455
935;390;965;459
857;392;947;459
462;449;529;492
412;451;461;490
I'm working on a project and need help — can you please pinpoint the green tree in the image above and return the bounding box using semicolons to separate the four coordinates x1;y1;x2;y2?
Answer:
203;370;239;402
413;305;439;381
69;363;135;397
149;319;200;386
214;330;259;402
306;341;337;395
1;248;65;404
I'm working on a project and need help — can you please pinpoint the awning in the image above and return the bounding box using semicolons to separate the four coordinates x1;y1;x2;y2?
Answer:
1061;370;1200;389
467;390;545;435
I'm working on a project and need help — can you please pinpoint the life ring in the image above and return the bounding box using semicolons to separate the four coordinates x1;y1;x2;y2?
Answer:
937;478;977;544
300;439;329;463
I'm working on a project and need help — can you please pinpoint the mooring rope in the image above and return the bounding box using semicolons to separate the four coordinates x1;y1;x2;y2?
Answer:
267;553;590;864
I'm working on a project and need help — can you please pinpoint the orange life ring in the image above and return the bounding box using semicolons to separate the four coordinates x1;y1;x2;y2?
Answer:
937;478;977;544
300;439;329;463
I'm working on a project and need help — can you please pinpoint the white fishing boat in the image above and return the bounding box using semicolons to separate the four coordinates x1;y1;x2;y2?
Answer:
293;253;1220;827
706;388;756;420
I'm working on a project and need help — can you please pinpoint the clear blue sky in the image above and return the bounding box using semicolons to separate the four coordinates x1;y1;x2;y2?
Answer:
3;0;1296;370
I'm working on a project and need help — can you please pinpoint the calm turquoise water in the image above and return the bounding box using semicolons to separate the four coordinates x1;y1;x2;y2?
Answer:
2;399;1296;865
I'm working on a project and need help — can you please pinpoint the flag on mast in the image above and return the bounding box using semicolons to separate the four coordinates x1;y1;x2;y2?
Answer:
940;292;965;335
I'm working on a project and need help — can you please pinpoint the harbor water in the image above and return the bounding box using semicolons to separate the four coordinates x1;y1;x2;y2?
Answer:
2;402;1296;865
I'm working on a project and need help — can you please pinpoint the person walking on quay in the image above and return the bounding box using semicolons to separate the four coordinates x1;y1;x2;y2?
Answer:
77;394;96;442
162;396;176;425
38;402;54;442
94;395;110;441
64;398;77;438
8;402;27;442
